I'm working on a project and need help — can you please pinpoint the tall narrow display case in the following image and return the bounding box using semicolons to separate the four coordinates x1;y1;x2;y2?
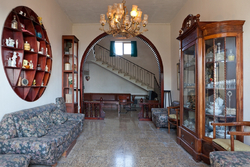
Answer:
177;14;244;164
62;35;79;113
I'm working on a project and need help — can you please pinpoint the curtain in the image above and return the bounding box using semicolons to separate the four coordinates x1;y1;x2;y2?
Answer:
110;41;116;57
131;41;137;57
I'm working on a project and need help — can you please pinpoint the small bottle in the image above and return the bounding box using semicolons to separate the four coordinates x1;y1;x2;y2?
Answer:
29;60;33;69
16;39;18;48
11;15;18;29
227;49;235;62
24;41;30;51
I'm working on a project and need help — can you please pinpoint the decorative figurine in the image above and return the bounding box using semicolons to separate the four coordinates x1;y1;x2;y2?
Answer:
11;15;18;29
22;59;28;68
29;60;33;69
8;58;12;66
37;16;43;25
11;51;18;67
41;81;44;86
6;37;15;47
32;79;36;86
19;11;23;15
45;65;48;71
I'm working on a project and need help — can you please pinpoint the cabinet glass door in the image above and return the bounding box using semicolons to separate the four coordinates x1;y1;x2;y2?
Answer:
183;45;196;132
205;37;237;138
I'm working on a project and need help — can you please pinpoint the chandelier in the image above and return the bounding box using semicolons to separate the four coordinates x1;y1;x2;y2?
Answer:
99;0;148;38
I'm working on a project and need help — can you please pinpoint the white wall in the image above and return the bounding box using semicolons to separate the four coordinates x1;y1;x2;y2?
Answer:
84;62;147;95
0;0;73;119
72;23;171;90
170;0;250;143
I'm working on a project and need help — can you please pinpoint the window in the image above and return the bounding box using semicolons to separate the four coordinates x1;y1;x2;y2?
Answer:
110;41;137;57
115;42;131;56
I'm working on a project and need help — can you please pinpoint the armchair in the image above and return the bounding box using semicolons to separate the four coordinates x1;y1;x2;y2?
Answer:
167;107;180;134
151;101;179;129
211;121;250;151
210;122;250;167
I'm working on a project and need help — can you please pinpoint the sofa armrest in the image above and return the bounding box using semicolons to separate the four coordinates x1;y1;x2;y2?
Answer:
0;137;56;161
64;113;85;122
64;113;85;131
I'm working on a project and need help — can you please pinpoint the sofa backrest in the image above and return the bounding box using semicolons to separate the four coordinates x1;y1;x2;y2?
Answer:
55;97;67;112
10;103;57;137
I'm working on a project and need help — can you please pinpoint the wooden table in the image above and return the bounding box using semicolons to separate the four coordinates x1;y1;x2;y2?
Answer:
138;99;160;121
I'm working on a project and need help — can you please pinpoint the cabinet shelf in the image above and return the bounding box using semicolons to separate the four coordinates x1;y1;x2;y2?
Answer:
205;113;236;118
2;45;23;50
1;6;52;102
205;88;236;90
4;26;22;32
5;66;21;69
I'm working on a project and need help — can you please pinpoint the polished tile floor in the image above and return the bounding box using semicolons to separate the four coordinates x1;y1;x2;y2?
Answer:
56;108;208;167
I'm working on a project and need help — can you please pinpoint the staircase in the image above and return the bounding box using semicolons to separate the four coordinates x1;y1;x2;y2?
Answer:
90;44;159;92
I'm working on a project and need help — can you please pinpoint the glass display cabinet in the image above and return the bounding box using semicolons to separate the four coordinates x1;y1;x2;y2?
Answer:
177;14;244;164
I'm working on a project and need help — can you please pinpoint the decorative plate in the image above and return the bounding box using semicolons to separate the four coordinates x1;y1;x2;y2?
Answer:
22;78;28;86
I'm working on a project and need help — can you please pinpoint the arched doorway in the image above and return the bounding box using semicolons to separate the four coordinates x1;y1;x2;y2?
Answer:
79;33;164;113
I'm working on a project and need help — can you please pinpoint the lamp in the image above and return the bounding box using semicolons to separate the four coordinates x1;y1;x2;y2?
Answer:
99;0;148;38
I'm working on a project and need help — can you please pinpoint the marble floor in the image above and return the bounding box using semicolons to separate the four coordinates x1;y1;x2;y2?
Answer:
56;108;209;167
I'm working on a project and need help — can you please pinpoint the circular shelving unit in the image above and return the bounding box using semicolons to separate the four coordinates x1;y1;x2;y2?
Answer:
1;6;52;101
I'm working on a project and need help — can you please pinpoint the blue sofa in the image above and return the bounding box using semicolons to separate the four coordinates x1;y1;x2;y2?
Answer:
210;151;250;167
0;97;84;166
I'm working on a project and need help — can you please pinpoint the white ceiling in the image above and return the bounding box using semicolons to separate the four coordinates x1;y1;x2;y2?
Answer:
55;0;188;23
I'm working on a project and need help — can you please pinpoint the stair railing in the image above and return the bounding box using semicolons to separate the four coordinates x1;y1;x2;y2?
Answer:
94;44;157;89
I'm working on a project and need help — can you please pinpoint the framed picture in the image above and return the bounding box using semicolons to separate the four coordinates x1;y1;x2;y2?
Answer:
177;63;180;90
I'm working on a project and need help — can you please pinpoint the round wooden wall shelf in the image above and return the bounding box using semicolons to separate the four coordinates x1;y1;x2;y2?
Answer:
1;6;52;101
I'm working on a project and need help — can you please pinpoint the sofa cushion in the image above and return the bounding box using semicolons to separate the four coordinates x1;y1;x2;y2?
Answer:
12;103;57;137
20;116;48;137
56;97;67;112
213;138;250;151
51;109;68;125
38;110;54;130
0;154;31;167
0;115;17;139
45;120;79;146
169;114;180;120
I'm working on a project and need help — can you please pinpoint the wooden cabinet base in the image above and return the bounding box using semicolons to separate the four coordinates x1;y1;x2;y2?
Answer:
178;136;201;162
200;154;210;165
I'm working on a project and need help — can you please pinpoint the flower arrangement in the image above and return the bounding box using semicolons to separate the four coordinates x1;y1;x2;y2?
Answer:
68;76;73;85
